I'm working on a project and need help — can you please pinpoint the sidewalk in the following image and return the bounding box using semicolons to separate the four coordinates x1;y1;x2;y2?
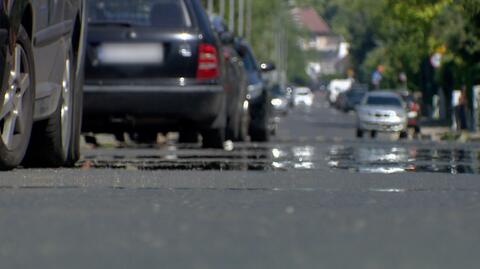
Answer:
421;126;480;142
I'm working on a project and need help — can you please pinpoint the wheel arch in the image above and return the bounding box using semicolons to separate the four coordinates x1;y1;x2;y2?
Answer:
20;3;33;41
71;1;87;77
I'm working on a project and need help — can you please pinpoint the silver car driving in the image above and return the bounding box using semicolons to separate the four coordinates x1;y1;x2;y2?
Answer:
356;91;408;138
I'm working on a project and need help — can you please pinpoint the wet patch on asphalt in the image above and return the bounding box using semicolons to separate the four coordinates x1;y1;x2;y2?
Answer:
327;144;480;174
78;144;318;172
78;139;480;175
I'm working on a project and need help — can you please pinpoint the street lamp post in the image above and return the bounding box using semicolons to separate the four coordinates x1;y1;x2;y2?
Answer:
207;0;213;14
246;0;252;41
238;0;244;37
220;0;225;17
229;0;235;33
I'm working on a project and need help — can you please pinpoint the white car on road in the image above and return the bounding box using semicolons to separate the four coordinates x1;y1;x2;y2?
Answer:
356;91;408;138
293;87;315;107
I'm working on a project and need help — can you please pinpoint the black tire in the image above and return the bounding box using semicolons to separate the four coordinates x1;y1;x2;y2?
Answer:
202;128;225;149
370;131;377;139
225;105;238;141
250;100;270;142
356;129;364;138
24;47;76;167
399;131;408;139
250;127;269;142
414;126;421;135
0;26;35;170
114;132;125;143
84;135;98;147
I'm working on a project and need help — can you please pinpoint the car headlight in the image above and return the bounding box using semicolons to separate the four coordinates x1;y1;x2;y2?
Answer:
271;98;284;106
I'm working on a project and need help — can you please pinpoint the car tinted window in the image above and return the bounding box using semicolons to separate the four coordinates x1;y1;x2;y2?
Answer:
272;85;287;95
88;0;193;28
241;49;258;72
366;96;402;107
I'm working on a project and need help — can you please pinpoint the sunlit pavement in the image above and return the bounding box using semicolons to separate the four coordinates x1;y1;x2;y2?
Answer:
1;97;480;268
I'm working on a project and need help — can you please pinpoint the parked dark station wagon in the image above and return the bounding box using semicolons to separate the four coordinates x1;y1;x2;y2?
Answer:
83;0;246;148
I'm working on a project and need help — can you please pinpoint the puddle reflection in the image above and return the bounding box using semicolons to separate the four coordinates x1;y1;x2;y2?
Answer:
79;144;317;171
79;141;480;175
328;145;480;174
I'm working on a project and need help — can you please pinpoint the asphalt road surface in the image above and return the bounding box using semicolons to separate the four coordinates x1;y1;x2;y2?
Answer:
1;95;480;269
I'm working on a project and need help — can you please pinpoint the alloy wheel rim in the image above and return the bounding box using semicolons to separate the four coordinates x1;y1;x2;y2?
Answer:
61;58;72;154
0;44;30;150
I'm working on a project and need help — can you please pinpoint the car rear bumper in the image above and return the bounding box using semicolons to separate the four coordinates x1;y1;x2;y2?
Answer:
83;84;225;132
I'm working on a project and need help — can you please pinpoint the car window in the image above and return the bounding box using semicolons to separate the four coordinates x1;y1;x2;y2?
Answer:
241;48;258;72
272;85;287;95
88;0;193;28
366;96;402;107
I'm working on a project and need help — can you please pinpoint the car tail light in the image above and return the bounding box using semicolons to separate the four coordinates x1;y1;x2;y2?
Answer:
197;43;219;80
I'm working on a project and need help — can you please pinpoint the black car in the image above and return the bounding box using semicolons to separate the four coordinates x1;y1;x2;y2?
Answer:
210;16;249;142
337;85;368;112
83;0;235;148
0;0;87;170
234;39;271;142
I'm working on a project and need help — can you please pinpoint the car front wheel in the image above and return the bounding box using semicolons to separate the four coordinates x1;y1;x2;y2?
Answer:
0;26;35;170
202;128;225;149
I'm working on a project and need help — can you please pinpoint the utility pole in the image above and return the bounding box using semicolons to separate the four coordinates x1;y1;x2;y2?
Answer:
207;0;213;14
238;0;245;37
246;0;252;41
229;0;235;33
220;0;226;18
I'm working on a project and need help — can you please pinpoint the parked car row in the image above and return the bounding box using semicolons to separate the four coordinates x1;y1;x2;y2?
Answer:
83;0;281;149
0;0;286;170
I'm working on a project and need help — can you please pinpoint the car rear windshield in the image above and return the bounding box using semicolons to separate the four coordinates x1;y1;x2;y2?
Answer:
366;96;402;107
88;0;193;28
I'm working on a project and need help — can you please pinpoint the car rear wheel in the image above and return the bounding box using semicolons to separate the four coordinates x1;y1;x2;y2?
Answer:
356;129;364;138
202;128;225;149
0;26;35;170
24;47;76;167
399;131;408;139
371;131;377;138
250;100;270;142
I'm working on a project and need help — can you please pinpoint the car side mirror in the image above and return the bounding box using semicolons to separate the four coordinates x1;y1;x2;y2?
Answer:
260;62;276;72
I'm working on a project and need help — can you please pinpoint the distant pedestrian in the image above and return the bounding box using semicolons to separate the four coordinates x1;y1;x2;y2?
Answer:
455;87;468;130
371;65;384;90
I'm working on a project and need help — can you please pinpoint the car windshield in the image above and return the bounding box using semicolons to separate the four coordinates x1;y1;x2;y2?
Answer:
88;0;192;28
296;90;310;96
271;85;287;95
348;90;366;98
366;96;402;107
